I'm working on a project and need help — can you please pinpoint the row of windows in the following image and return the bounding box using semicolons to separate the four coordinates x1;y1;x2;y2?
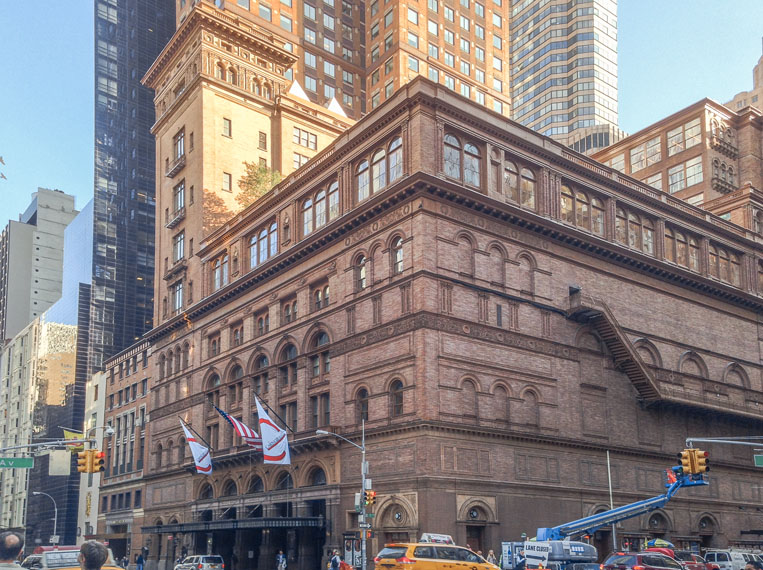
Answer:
560;187;743;287
101;490;141;513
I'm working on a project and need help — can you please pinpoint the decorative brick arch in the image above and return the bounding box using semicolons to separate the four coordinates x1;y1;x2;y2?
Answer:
641;509;673;533
300;322;335;353
678;351;708;378
376;494;419;529
723;362;750;388
246;348;273;374
633;338;663;368
457;498;497;523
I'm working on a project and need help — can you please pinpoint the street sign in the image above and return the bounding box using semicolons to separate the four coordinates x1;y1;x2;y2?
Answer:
366;513;376;518
359;523;372;528
754;455;763;467
0;457;34;468
50;536;59;545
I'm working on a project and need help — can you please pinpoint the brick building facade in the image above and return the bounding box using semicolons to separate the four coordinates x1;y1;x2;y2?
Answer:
136;77;763;570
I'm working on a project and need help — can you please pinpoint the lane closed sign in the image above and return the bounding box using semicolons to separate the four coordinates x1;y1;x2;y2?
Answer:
524;542;551;569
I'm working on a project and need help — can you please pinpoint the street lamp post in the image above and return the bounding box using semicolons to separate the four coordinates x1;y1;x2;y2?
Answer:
317;420;367;570
32;491;58;544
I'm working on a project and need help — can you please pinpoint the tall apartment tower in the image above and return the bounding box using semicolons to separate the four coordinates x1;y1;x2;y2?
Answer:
91;0;175;372
0;188;78;343
176;0;618;147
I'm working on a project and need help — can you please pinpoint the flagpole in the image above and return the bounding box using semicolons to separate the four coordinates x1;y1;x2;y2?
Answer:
178;417;214;450
252;392;294;434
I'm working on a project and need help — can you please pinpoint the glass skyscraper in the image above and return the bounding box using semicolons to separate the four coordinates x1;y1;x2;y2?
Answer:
92;0;175;373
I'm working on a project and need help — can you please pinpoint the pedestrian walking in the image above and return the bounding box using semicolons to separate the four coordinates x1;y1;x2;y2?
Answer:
136;553;145;570
276;550;287;570
487;550;498;565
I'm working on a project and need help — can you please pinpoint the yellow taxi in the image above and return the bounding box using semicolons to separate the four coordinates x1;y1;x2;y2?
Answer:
373;542;500;570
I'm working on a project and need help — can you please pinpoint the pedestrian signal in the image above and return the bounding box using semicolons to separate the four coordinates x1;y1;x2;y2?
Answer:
693;449;709;474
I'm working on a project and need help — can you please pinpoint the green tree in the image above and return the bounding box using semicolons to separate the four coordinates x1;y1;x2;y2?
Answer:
237;162;281;208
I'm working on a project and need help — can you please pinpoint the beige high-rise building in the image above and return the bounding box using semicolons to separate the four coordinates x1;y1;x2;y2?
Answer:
726;50;763;113
174;0;618;146
144;0;354;327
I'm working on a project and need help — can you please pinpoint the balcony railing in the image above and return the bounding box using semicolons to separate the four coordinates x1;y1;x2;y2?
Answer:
166;206;186;229
711;176;736;195
166;153;186;178
710;135;738;158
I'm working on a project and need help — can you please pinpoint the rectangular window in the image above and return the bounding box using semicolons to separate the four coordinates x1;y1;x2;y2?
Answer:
685;156;703;187
444;75;455;90
305;27;316;44
444;52;454;67
222;118;231;137
371;46;380;62
342;70;354;84
475;46;485;62
371;23;379;39
304;3;316;19
460;15;470;30
428;43;439;58
408;32;419;48
610;153;625;172
444;29;454;45
223;172;232;192
385;33;394;51
407;7;418;24
475;68;485;83
460;61;470;76
668;163;686;193
259;131;267;150
259;3;272;20
475;23;485;39
428;0;438;11
170;281;183;314
444;6;454;21
493;99;503;114
305;52;316;68
324;61;335;77
280;14;292;32
385;57;394;74
667;125;684;157
643;172;663;190
475;2;484;17
460;38;470;53
324;84;335;99
492;56;502;70
408;56;419;72
684;118;701;149
630;145;645;172
385;81;394;98
460;83;470;98
428;19;438;35
238;0;250;8
428;67;439;82
305;76;317;91
492;12;502;27
646;135;661;165
173;180;185;211
172;231;184;262
323;13;335;30
493;35;502;50
492;77;502;92
476;91;485;105
385;9;394;27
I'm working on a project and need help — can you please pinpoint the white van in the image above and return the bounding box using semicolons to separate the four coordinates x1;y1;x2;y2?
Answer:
703;550;752;570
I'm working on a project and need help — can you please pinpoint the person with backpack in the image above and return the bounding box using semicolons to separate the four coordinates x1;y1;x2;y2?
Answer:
330;551;341;570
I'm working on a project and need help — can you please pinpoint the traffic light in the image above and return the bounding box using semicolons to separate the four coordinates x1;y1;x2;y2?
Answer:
693;449;709;474
77;451;90;473
367;490;377;506
363;491;371;506
678;449;693;474
93;451;106;472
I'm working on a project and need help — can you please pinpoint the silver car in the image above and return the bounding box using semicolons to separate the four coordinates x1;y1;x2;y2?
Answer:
174;556;225;570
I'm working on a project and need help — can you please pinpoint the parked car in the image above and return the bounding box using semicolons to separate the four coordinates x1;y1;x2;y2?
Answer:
374;543;499;570
173;556;225;570
703;551;751;570
672;551;718;570
601;552;683;570
21;548;121;570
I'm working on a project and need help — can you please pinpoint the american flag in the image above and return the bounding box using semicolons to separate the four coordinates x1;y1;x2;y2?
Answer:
213;405;263;451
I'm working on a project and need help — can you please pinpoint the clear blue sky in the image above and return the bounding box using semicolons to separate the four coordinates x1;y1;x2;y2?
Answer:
1;1;762;220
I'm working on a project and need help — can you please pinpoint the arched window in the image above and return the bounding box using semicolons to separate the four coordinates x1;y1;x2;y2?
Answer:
199;483;214;500
708;245;719;279
174;350;181;373
389;380;403;417
310;468;327;486
504;160;519;202
328;181;340;219
721;163;727;181
719;248;730;282
315;190;327;228
212;254;229;291
357;388;369;422
156;444;163;469
688;238;700;272
310;332;331;380
520;168;536;210
279;344;298;386
388;137;403;182
444;134;461;179
392;236;403;274
372;149;387;192
357;160;370;201
642;219;655;255
252;355;269;394
730;254;741;286
206;373;221;407
228;68;236;85
561;185;574;224
248;476;264;494
222;480;238;497
314;289;323;309
728;167;735;185
628;213;642;250
591;198;605;236
713;159;720;179
178;438;185;463
276;472;293;489
182;343;190;369
166;350;173;376
355;255;367;291
463;143;481;187
616;208;627;244
269;222;278;257
216;64;224;79
664;228;676;263
575;191;590;230
229;364;244;382
302;198;313;236
159;354;166;379
675;231;688;267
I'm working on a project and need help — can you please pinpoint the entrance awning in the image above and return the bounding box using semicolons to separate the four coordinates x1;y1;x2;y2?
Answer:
142;517;324;534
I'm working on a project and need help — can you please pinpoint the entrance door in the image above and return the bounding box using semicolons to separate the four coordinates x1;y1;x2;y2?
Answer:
466;527;484;554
